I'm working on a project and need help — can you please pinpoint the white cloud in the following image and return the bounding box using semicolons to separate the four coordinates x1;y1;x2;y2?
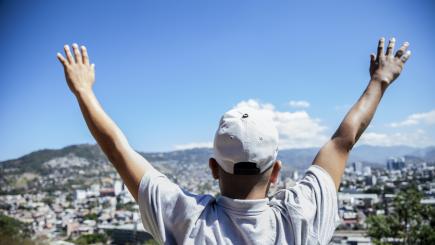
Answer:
389;110;435;128
173;101;435;151
173;142;212;150
233;99;328;148
173;99;328;150
288;100;310;109
358;129;435;147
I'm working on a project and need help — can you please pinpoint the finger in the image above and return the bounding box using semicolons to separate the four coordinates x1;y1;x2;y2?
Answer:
81;45;89;65
64;45;74;64
401;50;411;63
91;63;95;73
57;53;68;66
395;42;409;58
72;43;82;64
386;37;396;56
376;37;385;60
370;53;376;65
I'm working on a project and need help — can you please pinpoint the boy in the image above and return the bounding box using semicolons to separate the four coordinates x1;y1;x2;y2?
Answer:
57;37;411;244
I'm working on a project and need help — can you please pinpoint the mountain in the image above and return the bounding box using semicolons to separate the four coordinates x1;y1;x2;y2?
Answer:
1;143;434;194
0;144;106;175
2;143;434;174
349;145;424;163
277;145;435;170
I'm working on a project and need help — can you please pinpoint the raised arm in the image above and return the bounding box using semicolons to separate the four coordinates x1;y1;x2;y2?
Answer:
56;43;153;201
313;37;411;190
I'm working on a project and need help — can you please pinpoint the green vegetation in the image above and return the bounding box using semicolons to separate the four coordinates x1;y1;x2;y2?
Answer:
42;196;54;206
74;233;108;245
367;186;435;244
116;201;136;211
0;213;35;245
83;213;98;221
143;239;159;245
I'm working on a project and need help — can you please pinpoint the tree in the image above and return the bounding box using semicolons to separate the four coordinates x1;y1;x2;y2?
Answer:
74;233;108;245
0;214;35;245
367;186;435;244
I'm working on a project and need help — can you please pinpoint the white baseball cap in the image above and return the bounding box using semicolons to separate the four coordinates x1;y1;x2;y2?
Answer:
213;107;279;175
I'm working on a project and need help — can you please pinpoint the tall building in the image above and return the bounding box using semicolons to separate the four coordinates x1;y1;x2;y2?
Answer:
364;175;377;186
114;180;123;196
363;166;372;176
351;162;363;175
292;170;299;180
387;157;406;171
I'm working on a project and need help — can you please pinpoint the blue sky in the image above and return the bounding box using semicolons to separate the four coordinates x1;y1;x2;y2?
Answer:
1;0;434;161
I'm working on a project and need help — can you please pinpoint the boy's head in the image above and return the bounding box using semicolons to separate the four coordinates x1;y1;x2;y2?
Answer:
209;107;281;199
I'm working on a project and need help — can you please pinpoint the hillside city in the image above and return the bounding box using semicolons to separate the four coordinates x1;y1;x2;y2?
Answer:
0;145;434;244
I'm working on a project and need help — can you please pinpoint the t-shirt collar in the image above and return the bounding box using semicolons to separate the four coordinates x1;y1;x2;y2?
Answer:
216;195;269;214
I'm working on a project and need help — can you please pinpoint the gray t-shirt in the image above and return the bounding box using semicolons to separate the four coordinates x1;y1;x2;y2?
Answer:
138;165;340;245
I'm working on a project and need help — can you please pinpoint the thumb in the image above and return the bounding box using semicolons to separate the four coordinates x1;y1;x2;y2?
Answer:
370;53;376;64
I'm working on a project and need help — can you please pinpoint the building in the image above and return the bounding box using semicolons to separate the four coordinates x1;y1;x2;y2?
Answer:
98;223;154;244
352;162;363;175
387;157;406;171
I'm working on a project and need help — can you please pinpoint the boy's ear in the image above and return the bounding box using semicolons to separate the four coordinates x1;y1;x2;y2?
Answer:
270;160;282;184
209;158;220;180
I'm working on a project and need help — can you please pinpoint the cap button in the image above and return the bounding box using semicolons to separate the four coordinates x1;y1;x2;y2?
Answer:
242;113;249;118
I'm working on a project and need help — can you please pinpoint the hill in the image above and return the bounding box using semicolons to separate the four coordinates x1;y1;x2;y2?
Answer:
1;143;434;178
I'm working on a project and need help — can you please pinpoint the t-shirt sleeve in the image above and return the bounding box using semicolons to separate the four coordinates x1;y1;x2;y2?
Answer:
137;168;213;244
272;164;340;244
